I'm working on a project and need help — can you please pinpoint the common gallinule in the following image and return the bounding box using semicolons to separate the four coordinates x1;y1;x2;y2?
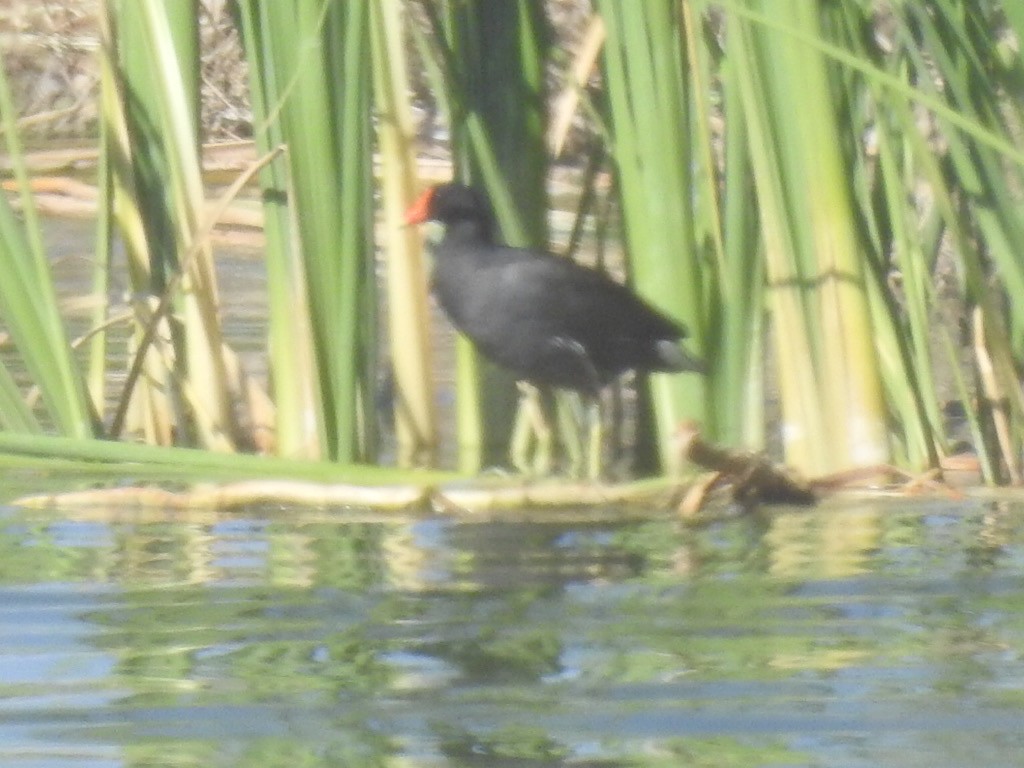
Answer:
405;182;704;476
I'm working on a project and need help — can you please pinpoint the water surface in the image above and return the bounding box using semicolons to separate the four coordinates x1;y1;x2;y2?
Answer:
1;493;1023;767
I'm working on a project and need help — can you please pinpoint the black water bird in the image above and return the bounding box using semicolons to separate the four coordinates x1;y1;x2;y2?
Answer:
405;182;704;476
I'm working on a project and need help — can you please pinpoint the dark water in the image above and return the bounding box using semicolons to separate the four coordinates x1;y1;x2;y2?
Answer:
2;494;1024;767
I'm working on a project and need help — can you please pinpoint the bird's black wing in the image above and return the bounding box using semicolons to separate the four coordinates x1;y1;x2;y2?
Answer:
481;248;686;342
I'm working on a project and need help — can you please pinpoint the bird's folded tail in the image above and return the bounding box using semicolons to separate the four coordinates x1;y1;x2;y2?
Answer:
656;339;707;375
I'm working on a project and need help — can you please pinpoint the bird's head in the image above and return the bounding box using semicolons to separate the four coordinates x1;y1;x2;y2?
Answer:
405;182;495;241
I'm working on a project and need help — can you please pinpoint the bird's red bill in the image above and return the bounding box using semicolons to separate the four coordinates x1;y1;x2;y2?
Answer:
404;186;436;225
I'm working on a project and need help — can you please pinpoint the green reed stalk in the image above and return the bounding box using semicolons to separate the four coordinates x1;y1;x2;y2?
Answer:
713;0;1024;478
236;0;375;463
104;0;238;449
687;0;763;448
371;0;437;468
825;0;943;470
898;0;1024;479
597;0;708;472
87;116;113;417
234;2;325;459
0;53;95;437
96;3;168;443
727;0;890;475
139;0;235;449
0;431;453;486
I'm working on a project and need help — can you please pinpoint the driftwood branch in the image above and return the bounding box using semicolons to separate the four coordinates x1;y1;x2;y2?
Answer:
675;422;817;514
10;425;969;517
675;422;965;516
12;476;681;515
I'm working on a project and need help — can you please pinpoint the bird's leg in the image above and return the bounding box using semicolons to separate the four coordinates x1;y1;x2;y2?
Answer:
585;395;604;481
555;391;584;477
531;388;554;476
509;384;535;474
510;382;553;475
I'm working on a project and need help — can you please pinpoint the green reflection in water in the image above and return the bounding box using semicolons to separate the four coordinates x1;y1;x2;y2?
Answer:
1;496;1024;767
